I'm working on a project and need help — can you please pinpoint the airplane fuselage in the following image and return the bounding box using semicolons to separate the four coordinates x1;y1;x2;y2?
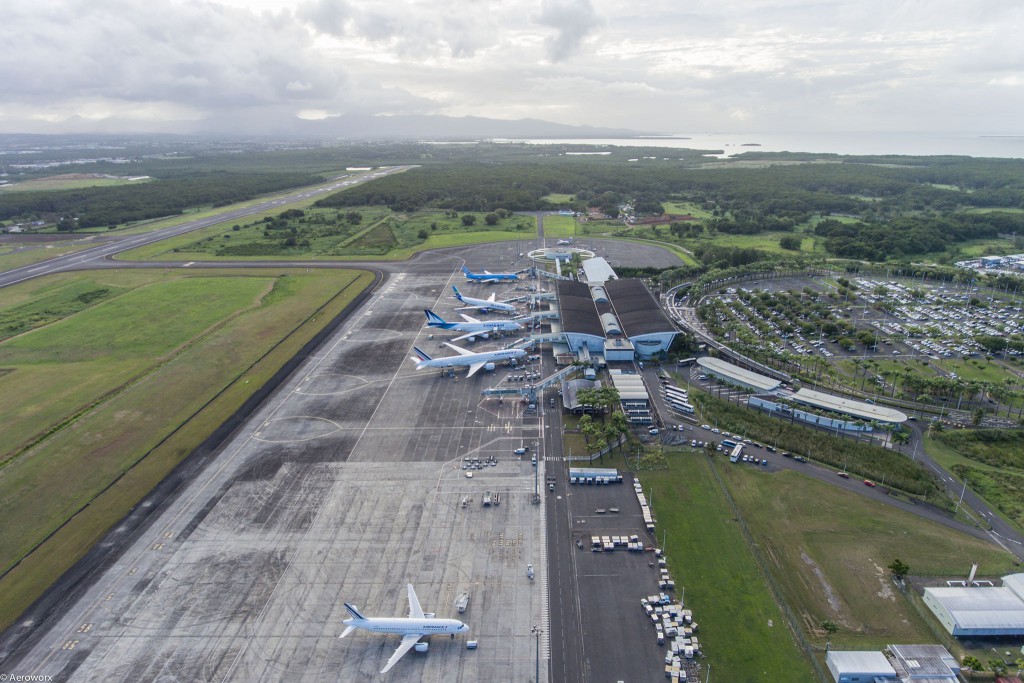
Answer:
344;617;468;636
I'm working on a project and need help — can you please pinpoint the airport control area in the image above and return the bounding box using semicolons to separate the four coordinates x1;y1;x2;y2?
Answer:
0;239;685;682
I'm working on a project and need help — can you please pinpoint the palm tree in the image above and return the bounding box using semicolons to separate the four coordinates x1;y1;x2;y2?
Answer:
892;429;911;453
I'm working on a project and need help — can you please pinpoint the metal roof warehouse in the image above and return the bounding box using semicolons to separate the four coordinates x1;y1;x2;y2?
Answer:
791;388;908;424
696;357;782;393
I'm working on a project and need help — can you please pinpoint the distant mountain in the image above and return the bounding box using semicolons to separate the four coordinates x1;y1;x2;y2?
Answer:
198;113;653;140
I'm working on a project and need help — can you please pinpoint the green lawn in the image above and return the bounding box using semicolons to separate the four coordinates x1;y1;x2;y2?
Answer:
661;201;712;219
541;214;577;238
0;176;151;193
540;193;575;204
638;453;815;682
720;462;1018;653
0;268;374;629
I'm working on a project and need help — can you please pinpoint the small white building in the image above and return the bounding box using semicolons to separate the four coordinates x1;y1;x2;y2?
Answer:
826;650;897;683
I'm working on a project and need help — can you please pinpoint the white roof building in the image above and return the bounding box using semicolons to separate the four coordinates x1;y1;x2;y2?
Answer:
826;651;897;683
696;357;782;393
923;573;1024;636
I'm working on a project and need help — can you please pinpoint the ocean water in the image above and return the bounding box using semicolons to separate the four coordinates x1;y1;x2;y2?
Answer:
500;132;1024;159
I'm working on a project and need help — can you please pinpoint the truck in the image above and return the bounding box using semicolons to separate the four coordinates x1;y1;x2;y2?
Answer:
482;491;492;507
455;591;470;614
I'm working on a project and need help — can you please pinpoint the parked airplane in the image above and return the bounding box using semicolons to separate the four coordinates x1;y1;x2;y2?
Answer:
410;342;526;377
462;266;523;283
340;584;469;674
423;309;522;342
452;285;517;313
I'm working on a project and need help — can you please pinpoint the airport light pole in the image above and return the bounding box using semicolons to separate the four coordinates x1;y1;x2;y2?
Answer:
531;625;543;683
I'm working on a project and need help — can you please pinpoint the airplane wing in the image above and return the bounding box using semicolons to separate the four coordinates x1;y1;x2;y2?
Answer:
450;331;480;342
486;293;497;303
443;342;477;357
338;624;357;639
467;362;486;377
381;633;422;674
459;313;481;323
454;305;482;311
407;583;425;618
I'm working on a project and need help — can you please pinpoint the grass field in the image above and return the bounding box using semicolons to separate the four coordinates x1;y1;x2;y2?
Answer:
0;175;151;193
683;232;823;255
635;452;815;682
120;208;537;261
540;193;575;204
718;461;1019;653
661;201;713;220
0;268;374;629
541;214;577;238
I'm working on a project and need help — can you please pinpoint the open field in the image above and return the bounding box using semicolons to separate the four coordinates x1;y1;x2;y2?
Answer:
719;461;1019;653
0;174;151;193
637;452;815;682
0;268;375;629
683;232;823;255
540;193;575;203
119;207;537;261
540;214;577;238
661;201;713;220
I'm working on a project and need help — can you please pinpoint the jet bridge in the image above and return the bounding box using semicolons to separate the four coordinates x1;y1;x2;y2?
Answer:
482;363;583;402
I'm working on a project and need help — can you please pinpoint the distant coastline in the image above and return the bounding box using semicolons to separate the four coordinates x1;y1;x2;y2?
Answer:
501;132;1024;159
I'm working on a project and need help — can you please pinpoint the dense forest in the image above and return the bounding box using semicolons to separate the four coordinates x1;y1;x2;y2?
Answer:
0;171;321;228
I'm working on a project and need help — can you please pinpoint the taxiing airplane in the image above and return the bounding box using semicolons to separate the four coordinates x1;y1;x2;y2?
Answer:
556;237;573;245
340;584;469;674
424;309;522;342
410;342;526;377
461;266;523;283
452;285;517;313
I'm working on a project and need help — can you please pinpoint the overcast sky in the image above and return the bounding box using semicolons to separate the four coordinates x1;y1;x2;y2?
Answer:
2;0;1022;135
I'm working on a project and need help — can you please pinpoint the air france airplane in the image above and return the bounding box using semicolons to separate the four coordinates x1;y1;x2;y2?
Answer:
423;309;522;342
451;285;517;313
340;584;469;674
410;342;526;377
462;266;522;283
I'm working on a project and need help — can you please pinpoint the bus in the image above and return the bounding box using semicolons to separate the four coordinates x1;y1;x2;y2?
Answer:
671;402;695;415
729;444;744;463
721;439;738;449
677;358;698;367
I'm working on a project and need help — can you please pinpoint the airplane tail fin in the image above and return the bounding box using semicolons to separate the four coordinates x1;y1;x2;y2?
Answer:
343;603;366;621
424;309;448;327
411;346;432;362
461;266;472;276
452;285;464;301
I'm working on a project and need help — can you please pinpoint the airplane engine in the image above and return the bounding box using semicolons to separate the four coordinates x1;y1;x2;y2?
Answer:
414;642;429;653
484;363;496;372
481;333;490;339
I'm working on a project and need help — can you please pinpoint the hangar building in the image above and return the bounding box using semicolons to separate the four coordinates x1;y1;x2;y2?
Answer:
923;573;1024;637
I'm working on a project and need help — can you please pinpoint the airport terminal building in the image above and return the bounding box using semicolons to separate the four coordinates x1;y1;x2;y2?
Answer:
554;262;677;361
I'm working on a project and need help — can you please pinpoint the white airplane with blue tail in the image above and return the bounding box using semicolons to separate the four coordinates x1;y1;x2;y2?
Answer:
410;342;526;377
339;584;469;674
461;265;523;283
451;285;517;313
424;309;522;342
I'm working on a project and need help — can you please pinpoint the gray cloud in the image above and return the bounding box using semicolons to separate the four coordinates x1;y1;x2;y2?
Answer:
1;0;1022;135
533;0;603;62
